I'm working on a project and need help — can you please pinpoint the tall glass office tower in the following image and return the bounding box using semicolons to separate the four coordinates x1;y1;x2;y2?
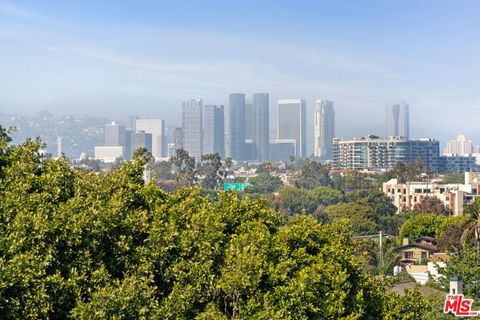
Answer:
228;93;246;160
314;100;335;160
386;103;409;138
252;93;270;162
182;99;203;160
204;105;225;158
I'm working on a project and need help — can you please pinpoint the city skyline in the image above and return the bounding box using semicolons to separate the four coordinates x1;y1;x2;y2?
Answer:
1;1;480;145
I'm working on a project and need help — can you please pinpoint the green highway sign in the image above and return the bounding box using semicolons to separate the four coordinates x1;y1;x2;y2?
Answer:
223;183;252;191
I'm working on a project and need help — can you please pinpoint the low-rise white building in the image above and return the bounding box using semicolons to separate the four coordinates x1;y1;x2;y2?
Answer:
383;172;480;215
94;146;124;163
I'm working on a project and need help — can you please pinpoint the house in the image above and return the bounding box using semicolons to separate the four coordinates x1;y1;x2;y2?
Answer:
397;237;439;264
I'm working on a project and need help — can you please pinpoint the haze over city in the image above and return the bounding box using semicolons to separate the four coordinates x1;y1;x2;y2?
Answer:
1;0;480;145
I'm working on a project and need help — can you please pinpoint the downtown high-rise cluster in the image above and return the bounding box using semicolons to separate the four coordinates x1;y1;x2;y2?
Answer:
177;94;334;163
92;98;478;173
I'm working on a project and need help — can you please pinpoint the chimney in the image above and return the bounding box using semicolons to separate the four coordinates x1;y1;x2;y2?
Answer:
449;276;463;295
402;237;409;246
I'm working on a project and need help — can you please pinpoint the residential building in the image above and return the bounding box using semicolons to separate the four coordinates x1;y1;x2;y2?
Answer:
182;99;203;160
397;237;439;264
386;103;409;138
333;136;441;172
314;99;335;160
382;172;480;215
203;105;225;157
278;99;306;158
443;134;474;156
440;155;477;172
135;118;166;159
229;93;246;160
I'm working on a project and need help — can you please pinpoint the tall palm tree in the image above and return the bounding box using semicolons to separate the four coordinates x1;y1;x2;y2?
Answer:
461;197;480;262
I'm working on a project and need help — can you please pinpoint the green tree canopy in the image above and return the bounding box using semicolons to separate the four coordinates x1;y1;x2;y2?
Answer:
277;185;344;215
247;172;283;194
324;203;379;235
0;129;443;319
397;214;467;245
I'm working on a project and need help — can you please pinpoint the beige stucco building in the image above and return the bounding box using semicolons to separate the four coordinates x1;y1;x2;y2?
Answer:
383;172;480;215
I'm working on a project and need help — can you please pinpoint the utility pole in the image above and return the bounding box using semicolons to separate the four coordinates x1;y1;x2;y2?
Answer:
379;230;383;270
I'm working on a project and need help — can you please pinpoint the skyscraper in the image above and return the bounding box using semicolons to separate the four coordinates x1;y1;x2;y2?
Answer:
182;99;203;160
443;134;474;156
173;127;184;150
252;93;270;162
277;99;306;158
57;136;62;158
386;103;409;138
245;100;254;141
135;118;166;159
229;93;246;160
204;105;225;158
314;100;335;160
131;131;153;155
105;121;125;146
124;129;132;160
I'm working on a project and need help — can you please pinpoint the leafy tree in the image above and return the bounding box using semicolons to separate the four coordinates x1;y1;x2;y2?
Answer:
276;186;344;215
440;172;464;184
413;196;451;215
461;197;480;260
378;213;410;236
0;130;444;319
397;214;467;245
294;159;332;189
348;189;397;217
386;162;408;183
151;161;174;181
199;153;223;190
437;246;480;298
341;171;380;190
398;214;439;243
224;157;233;169
132;146;154;164
438;217;474;251
406;157;425;182
247;172;283;194
171;148;197;187
0;125;12;178
324;203;379;235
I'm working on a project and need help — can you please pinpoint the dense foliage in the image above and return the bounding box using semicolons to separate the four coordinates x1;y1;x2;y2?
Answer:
398;214;469;245
0;128;445;318
275;185;344;215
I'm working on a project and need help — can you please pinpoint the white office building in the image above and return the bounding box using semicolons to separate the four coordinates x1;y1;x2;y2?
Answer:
278;99;306;158
135;118;166;159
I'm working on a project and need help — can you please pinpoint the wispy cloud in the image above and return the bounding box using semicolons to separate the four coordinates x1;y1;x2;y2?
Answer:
0;1;54;25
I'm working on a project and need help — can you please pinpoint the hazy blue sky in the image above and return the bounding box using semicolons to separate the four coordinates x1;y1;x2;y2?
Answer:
1;0;479;144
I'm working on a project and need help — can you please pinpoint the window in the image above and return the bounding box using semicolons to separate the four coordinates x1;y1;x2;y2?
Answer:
404;252;413;259
421;252;427;260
